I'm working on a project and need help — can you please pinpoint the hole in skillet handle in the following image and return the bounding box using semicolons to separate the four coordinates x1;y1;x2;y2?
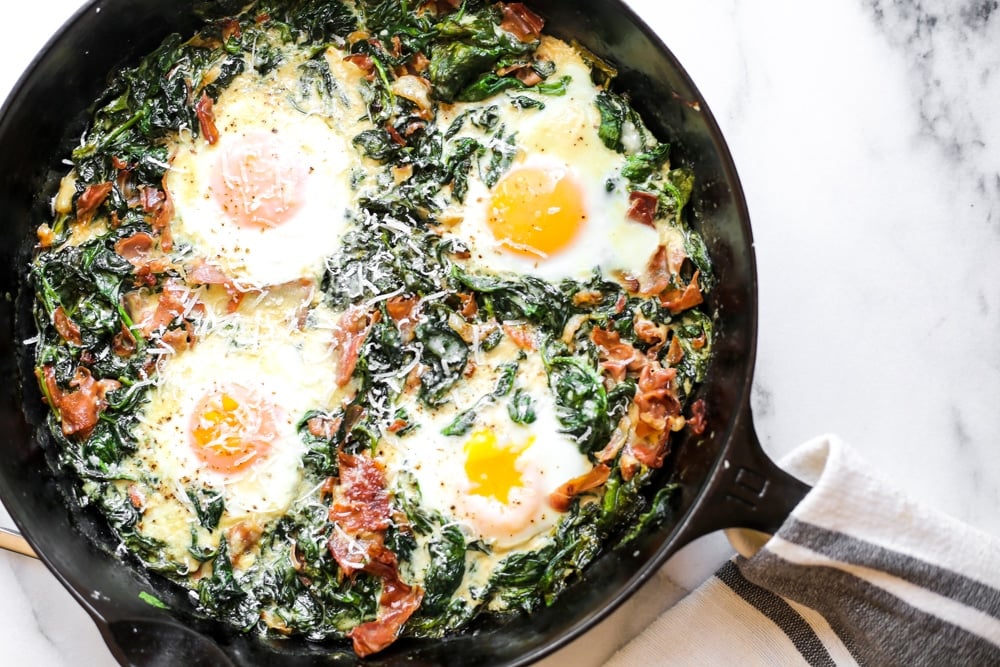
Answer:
671;399;812;551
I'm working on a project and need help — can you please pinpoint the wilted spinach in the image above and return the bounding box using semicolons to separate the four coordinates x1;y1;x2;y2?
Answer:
30;0;714;652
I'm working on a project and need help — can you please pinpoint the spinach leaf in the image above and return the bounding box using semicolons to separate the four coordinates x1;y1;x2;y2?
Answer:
479;131;517;188
416;315;470;406
441;407;478;436
671;310;713;398
353;128;398;161
186;488;226;531
507;388;537;424
453;268;569;334
198;540;260;630
72;32;234;185
484;547;553;614
447;137;485;202
427;6;536;102
31;229;155;465
441;360;520;435
262;504;383;639
618;483;680;548
621;143;671;182
138;591;169;609
323;213;449;306
188;528;218;562
491;361;519;398
296;409;343;475
457;73;570;102
509;95;545;110
394;473;437;536
294;56;345;115
683;224;713;283
431;42;505;103
79;420;137;471
595;90;629;152
267;0;357;44
545;355;610;454
420;525;467;614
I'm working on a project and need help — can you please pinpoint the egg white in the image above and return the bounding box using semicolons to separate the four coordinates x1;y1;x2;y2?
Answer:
437;39;661;281
124;289;345;565
381;343;592;550
165;49;369;288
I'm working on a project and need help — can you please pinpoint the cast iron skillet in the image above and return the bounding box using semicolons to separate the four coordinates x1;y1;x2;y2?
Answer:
0;1;810;664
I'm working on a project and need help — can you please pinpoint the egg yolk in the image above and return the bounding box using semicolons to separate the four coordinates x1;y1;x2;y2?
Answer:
211;130;307;229
464;429;532;503
189;383;278;473
487;166;586;258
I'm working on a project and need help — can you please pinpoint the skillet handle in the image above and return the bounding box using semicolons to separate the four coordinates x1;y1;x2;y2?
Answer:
101;619;238;667
0;526;36;558
674;400;811;546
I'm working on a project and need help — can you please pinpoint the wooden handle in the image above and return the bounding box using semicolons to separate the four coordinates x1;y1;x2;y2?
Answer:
0;527;36;559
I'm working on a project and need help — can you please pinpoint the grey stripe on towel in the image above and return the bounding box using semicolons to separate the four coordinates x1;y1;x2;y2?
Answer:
716;560;837;667
739;551;1000;667
780;518;1000;619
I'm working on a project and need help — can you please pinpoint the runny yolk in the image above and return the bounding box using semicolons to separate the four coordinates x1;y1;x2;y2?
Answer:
189;383;277;473
487;166;587;258
463;429;533;504
211;130;307;230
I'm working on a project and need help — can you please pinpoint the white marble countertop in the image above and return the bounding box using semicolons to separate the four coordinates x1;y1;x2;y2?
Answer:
2;0;998;664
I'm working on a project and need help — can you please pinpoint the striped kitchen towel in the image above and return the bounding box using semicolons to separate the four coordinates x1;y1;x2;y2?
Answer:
605;435;1000;666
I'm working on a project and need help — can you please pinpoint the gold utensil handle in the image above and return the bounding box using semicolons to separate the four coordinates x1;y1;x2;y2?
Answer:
0;527;37;559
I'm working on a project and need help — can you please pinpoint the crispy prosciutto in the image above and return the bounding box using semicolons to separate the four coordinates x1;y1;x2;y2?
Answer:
219;17;241;41
626;190;658;227
590;327;642;382
148;280;192;335
634;245;671;297
624;361;682;471
75;182;113;224
687;398;707;436
38;365;119;438
126;279;194;338
53;307;82;346
550;464;611;512
456;292;478;319
627;433;671;472
349;577;424;658
306;413;343;440
112;322;138;357
386;295;419;329
633;362;680;441
496;62;543;86
424;0;461;14
114;231;172;281
502;322;537;351
195;92;220;145
387;294;421;342
499;2;545;42
344;53;376;78
186;260;247;313
589;328;685;476
660;270;704;314
633;316;667;347
630;244;702;310
332;307;381;387
114;232;156;268
328;454;423;657
141;183;175;251
329;453;392;544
